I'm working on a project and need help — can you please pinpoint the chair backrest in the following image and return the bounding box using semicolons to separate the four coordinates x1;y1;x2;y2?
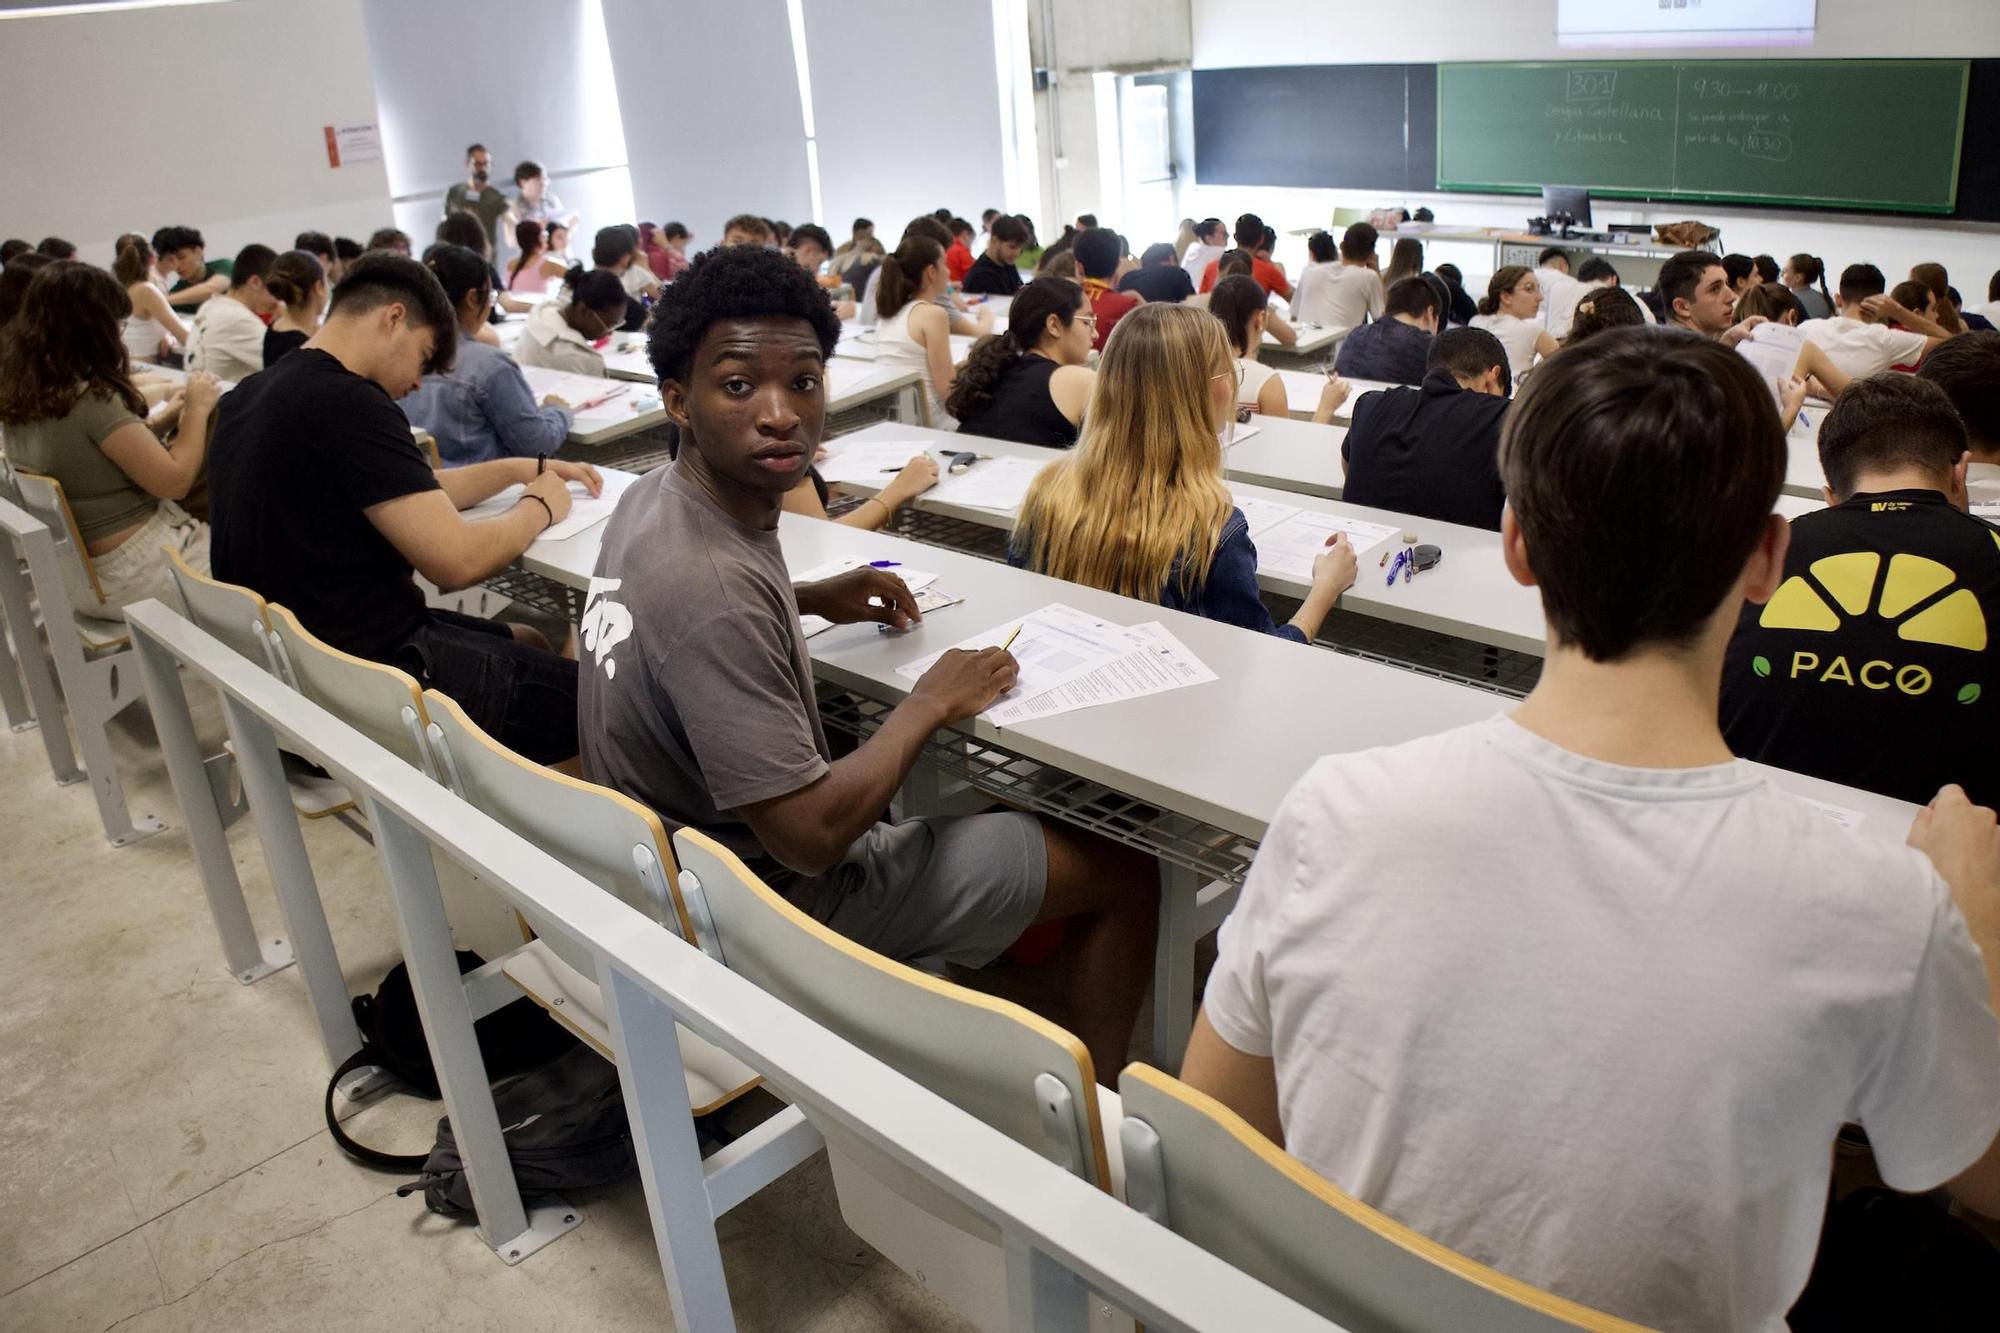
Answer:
1116;1065;1652;1333
264;604;431;773
10;470;104;610
165;548;273;670
421;688;693;970
672;828;1110;1191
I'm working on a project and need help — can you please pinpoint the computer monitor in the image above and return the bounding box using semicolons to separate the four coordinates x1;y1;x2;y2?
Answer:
1541;185;1593;229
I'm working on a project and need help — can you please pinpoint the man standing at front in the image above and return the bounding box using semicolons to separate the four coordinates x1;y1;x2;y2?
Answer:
444;143;510;258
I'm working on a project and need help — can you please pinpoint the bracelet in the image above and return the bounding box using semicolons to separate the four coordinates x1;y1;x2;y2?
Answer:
861;495;890;514
523;493;555;531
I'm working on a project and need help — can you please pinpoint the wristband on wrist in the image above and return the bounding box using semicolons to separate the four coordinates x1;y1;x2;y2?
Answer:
523;493;555;531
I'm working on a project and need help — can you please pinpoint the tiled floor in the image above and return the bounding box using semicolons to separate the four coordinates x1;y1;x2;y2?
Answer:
0;678;985;1332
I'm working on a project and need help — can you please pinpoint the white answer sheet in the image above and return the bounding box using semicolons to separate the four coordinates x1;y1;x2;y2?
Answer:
985;621;1216;727
1252;511;1400;581
815;440;937;485
472;467;640;542
1232;494;1303;538
789;556;943;638
927;455;1048;513
895;603;1135;715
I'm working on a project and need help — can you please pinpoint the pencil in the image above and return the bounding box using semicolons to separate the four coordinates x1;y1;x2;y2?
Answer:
1000;624;1023;652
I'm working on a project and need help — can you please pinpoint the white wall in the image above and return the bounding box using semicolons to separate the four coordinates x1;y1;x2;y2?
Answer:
804;0;1010;237
362;0;634;257
1191;0;2000;67
1182;0;2000;291
0;0;391;264
599;0;812;248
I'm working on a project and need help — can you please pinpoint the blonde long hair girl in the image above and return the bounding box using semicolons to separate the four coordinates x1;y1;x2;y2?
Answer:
1014;302;1236;601
1012;303;1357;639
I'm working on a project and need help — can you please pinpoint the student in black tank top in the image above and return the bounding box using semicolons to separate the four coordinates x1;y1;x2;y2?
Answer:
946;277;1097;448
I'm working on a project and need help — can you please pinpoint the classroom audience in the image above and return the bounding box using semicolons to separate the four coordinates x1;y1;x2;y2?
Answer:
1565;256;1654;330
1753;254;1781;286
1181;217;1228;286
507;160;575;231
153;226;231;310
786;224;855;319
444;143;509;256
0;262;216;618
642;221;692;282
1011;302;1356;644
1332;276;1439;386
944;218;976;285
1921;330;2000;504
1908;262;1968;334
580;243;1156;1075
1722;373;1998;808
1468;265;1557;380
188;243;278;383
1118;242;1196;305
1340;327;1510;531
830;218;878;286
1291;225;1380;331
1722;252;1757;294
506;220;556;293
514;269;628;377
721;214;776;248
1198;214;1291;300
1431;261;1477;327
1533;247;1582;336
1658;250;1760;346
208;253;597;765
294;231;337;283
1074;227;1141;351
960;215;1029;296
1210;274;1287;417
367;227;414;257
399;244;573;467
873;235;965;427
1799;263;1948;378
601;224;660;311
262;249;327;366
1560;284;1645;345
114;235;188;363
1381;237;1424;290
1183;324;2000;1333
946;277;1094;448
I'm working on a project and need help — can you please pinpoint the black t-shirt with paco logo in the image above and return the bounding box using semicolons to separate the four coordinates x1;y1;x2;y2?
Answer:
1722;489;2000;808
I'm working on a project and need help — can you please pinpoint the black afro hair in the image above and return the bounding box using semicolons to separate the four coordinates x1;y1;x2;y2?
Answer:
646;245;841;384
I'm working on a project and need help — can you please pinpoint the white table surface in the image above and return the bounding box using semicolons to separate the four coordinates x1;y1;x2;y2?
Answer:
522;496;1922;845
519;366;667;446
596;335;921;417
1266;323;1341;359
835;322;980;365
819;423;1549;656
1224;416;1349;500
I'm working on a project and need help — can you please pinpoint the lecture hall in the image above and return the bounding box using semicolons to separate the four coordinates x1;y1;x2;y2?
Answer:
5;0;2000;1329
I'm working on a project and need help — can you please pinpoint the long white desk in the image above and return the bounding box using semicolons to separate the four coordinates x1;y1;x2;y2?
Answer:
519;496;1924;1059
1262;322;1342;364
822;423;1549;657
598;334;927;423
1225;417;1349;500
1275;368;1399;423
836;322;980;365
519;366;668;446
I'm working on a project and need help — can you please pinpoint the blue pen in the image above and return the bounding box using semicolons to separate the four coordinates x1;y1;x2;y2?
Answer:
1385;549;1408;586
868;560;901;569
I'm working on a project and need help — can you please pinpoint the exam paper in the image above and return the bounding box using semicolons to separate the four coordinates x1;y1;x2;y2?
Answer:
816;440;936;485
1253;511;1400;581
894;603;1134;712
1231;494;1302;538
928;455;1048;513
986;621;1217;726
790;556;942;638
1737;324;1804;408
467;467;640;543
1222;422;1262;448
520;366;625;406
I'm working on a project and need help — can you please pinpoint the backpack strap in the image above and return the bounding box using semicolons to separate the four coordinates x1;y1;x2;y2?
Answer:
323;1047;431;1172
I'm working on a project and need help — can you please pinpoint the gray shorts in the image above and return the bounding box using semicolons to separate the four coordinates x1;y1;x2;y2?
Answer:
784;812;1047;968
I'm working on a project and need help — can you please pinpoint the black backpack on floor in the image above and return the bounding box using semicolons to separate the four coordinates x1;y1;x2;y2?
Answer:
323;951;581;1170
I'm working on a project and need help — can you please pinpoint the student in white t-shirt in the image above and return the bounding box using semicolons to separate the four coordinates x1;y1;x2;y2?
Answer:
1920;330;2000;504
1797;262;1949;380
1533;246;1582;337
188;243;278;383
1467;265;1557;381
1180;217;1227;287
1290;226;1383;333
1181;326;2000;1333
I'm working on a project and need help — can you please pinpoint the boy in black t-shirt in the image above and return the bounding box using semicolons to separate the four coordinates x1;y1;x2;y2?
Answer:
207;254;601;765
1722;374;2000;806
959;215;1027;296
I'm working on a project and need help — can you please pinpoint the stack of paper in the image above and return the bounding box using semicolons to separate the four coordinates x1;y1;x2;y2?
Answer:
790;556;949;638
1737;324;1805;409
816;440;937;485
1253;511;1400;582
895;603;1215;725
462;467;641;543
519;366;643;417
928;455;1048;513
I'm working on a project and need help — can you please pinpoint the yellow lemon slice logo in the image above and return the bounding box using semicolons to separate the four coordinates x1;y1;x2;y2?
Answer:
1761;552;1987;651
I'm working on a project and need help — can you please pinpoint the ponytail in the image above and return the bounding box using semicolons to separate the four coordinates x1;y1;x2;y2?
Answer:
422;243;490;313
1790;253;1830;305
507;219;544;281
265;249;327;312
112;236;153;288
877;236;943;321
1479;265;1530;318
945;277;1082;420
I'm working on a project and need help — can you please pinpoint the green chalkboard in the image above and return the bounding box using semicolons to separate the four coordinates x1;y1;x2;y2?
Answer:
1437;61;1970;214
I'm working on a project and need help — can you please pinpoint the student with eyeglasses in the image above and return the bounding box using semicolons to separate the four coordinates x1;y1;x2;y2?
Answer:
513;268;628;377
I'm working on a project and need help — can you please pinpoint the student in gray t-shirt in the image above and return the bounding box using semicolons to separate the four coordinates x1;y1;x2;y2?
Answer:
576;245;1157;1074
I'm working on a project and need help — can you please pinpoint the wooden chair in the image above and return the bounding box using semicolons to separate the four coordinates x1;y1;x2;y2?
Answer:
163;551;354;820
672;827;1124;1331
420;687;762;1115
1116;1064;1653;1333
4;471;161;844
